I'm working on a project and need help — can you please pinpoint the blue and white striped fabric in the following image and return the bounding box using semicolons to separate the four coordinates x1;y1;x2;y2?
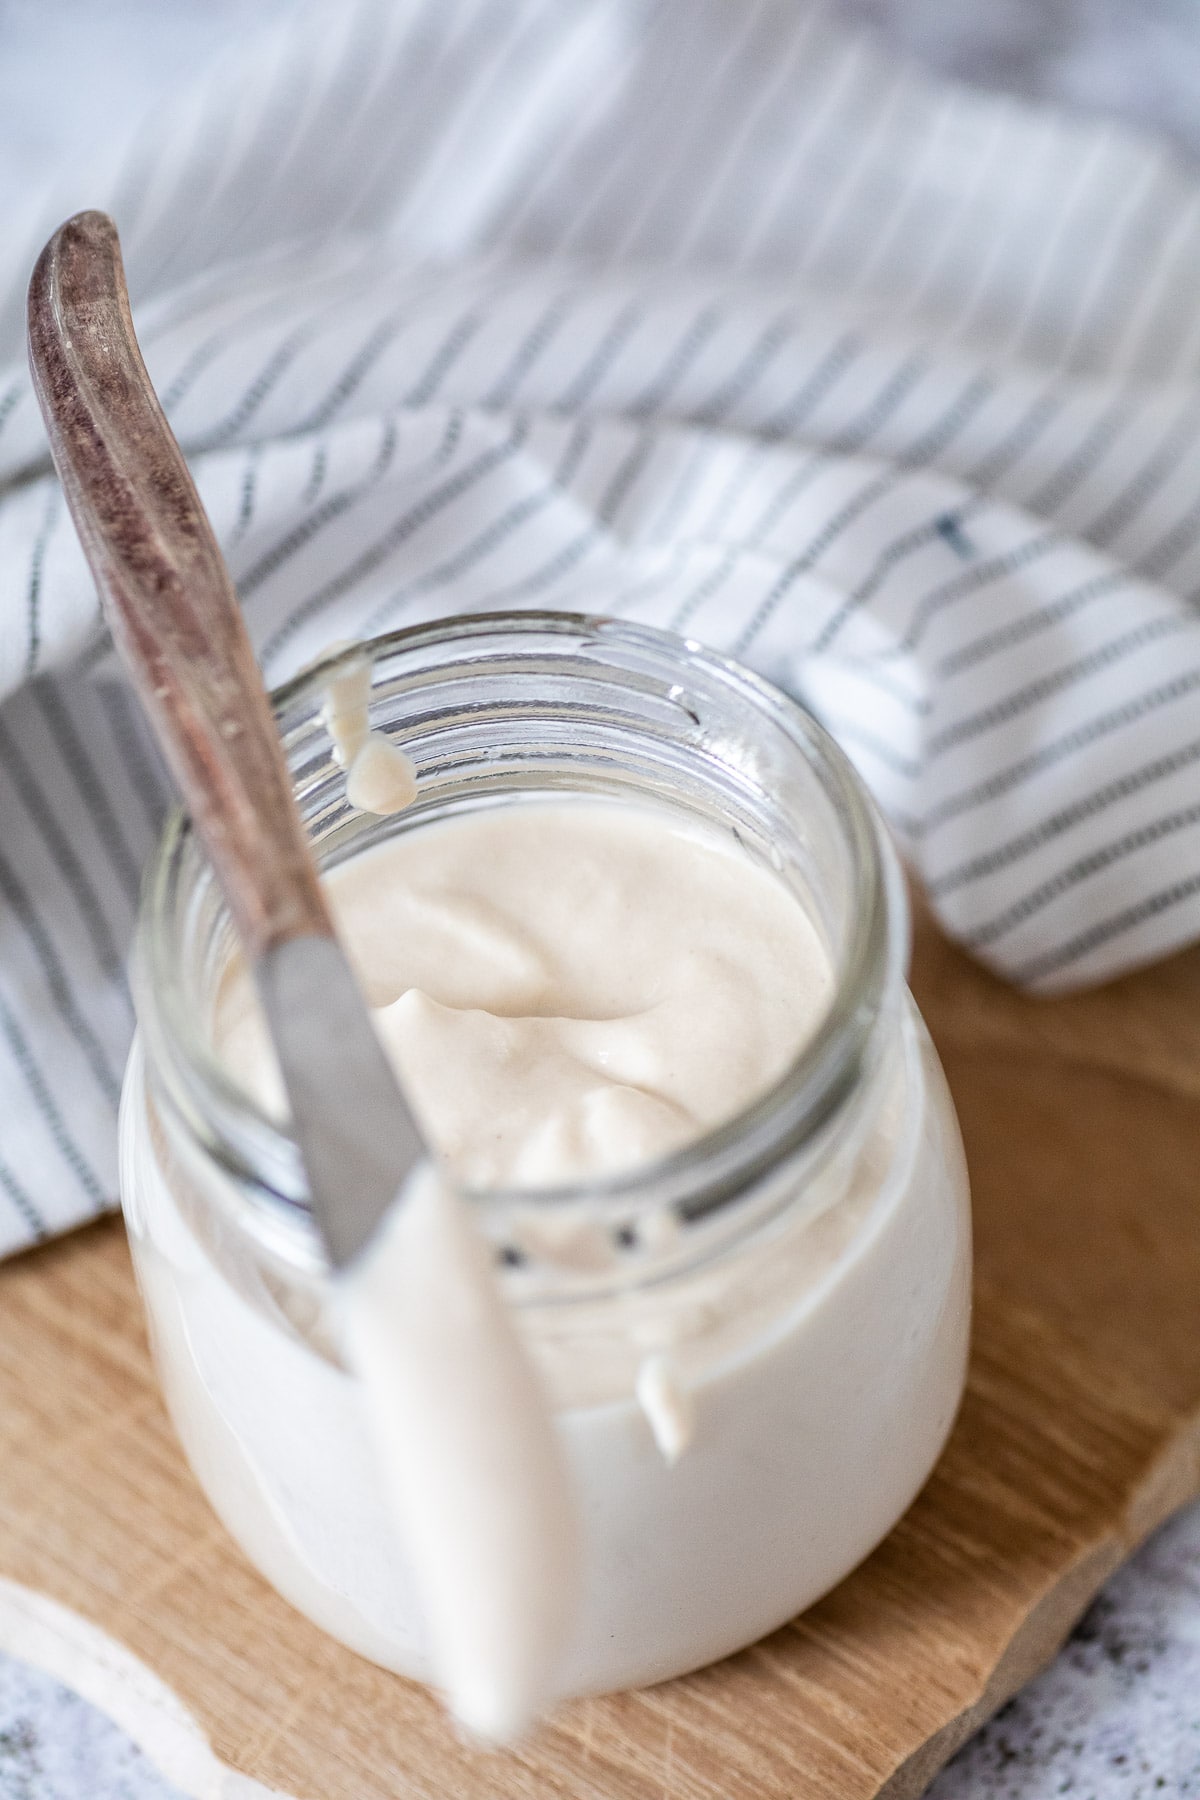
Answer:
2;0;1200;1254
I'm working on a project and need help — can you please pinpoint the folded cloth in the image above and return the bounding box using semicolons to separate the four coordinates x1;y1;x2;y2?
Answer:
1;0;1200;1255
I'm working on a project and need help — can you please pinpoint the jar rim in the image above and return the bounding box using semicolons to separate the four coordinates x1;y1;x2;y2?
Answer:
136;609;905;1245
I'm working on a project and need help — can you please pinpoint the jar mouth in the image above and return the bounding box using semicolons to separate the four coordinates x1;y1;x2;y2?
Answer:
135;610;904;1255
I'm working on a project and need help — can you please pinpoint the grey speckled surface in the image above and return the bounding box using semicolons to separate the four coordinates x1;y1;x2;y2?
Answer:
932;1504;1200;1799
0;1654;188;1800
0;2;1198;1795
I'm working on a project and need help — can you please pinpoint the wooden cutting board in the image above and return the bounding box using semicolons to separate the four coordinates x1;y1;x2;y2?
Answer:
2;906;1200;1799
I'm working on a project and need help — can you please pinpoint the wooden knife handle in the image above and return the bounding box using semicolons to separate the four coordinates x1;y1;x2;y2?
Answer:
27;210;332;959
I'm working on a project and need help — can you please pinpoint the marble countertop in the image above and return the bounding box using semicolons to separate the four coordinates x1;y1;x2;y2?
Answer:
0;1656;189;1800
0;2;1198;1795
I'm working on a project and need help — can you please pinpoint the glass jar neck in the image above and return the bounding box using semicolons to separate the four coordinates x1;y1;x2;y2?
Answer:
134;610;907;1304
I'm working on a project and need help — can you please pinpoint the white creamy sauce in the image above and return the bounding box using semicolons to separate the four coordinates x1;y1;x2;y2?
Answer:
128;1002;970;1709
213;797;837;1739
218;804;834;1190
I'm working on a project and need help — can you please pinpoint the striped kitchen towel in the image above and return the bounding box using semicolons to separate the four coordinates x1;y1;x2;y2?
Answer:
1;0;1200;1254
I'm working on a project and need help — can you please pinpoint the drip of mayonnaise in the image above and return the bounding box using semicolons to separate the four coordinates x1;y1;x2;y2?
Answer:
340;1167;579;1742
321;649;417;818
635;1356;695;1464
346;734;417;815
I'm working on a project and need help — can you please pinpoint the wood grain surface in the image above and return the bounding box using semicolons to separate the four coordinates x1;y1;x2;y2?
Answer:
1;907;1199;1799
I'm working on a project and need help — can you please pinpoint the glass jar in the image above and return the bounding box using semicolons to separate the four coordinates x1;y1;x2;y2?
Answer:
119;611;971;1701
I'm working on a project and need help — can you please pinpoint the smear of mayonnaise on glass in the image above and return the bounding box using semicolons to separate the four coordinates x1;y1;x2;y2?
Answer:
635;1355;695;1465
340;1166;579;1742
